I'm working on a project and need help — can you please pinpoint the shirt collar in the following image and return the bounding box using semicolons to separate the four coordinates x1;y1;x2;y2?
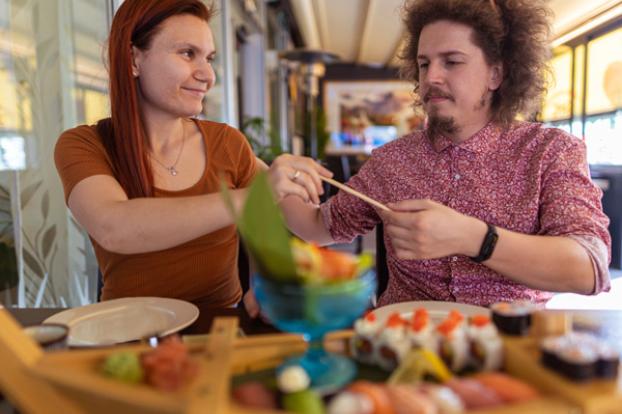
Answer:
429;122;501;154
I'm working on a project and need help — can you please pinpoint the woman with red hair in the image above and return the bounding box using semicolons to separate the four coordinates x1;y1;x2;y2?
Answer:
55;0;328;308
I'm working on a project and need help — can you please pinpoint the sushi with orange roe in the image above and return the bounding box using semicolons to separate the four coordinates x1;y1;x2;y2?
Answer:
467;314;503;371
350;311;382;365
375;313;411;371
436;311;469;373
407;308;438;352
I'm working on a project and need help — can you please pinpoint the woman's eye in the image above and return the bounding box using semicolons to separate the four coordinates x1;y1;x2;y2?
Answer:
182;49;194;58
418;63;429;70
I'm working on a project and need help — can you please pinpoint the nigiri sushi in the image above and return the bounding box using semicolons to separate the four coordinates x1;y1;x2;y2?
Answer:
471;372;539;403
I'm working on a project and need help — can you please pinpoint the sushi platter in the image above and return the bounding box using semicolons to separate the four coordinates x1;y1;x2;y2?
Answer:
1;303;621;414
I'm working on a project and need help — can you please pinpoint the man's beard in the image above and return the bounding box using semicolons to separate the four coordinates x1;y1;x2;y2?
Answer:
427;111;459;139
425;88;490;140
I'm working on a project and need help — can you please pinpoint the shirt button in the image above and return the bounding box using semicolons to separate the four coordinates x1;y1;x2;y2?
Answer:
454;173;461;180
451;256;458;262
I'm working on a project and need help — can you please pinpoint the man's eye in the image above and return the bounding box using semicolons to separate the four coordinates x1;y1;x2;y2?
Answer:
418;62;429;69
182;49;194;58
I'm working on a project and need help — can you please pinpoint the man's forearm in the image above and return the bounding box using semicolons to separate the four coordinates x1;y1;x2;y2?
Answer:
462;218;595;294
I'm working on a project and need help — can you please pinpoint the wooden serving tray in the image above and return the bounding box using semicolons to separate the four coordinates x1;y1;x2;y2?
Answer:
227;329;573;414
0;307;613;414
504;336;622;414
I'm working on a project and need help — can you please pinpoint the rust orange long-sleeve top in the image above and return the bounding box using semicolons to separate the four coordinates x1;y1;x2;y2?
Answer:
55;119;257;307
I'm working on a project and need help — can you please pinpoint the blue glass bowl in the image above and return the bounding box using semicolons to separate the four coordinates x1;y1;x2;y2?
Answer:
253;269;376;393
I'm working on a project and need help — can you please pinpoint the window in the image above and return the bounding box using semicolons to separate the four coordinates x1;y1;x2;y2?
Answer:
542;23;622;165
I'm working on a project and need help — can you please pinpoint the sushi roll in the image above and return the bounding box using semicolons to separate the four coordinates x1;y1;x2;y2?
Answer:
541;334;598;381
594;341;619;379
467;315;503;371
556;344;598;381
490;301;537;336
471;372;539;403
375;313;411;371
350;311;382;365
541;332;619;381
407;308;438;352
436;311;469;373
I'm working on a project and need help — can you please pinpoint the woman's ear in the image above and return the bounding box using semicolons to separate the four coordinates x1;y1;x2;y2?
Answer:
131;45;141;78
489;63;503;91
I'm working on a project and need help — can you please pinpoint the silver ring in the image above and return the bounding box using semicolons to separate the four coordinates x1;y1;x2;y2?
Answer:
292;170;301;181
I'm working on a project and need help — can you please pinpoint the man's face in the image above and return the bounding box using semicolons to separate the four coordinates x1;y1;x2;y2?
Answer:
417;20;502;138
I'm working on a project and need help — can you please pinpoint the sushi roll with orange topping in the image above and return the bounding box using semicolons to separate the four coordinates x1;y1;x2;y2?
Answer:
436;311;469;373
407;308;438;352
375;313;411;371
467;314;503;371
350;311;382;365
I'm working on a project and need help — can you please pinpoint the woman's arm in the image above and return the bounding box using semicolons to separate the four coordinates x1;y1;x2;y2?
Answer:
258;154;335;244
71;153;335;255
279;196;334;245
68;174;247;254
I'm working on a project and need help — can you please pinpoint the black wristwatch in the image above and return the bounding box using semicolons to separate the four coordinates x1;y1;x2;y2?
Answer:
471;223;498;263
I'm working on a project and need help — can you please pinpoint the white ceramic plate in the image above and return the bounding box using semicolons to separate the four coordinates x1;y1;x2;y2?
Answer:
373;300;490;324
44;297;199;347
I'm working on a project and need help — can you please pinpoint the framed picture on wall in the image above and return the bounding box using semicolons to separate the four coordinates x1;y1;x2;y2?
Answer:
323;80;423;152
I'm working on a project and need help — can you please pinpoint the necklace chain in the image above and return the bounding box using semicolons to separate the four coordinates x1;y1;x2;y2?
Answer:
150;130;186;176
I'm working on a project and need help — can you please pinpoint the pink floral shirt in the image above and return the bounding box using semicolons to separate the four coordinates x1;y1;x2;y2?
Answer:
321;122;611;307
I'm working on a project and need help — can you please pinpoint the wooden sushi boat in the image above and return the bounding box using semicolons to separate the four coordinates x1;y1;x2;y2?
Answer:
0;305;620;414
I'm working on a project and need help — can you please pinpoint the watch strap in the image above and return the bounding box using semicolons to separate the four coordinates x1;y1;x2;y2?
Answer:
471;223;498;263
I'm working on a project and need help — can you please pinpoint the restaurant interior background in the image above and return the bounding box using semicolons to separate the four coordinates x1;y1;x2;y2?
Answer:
0;0;621;308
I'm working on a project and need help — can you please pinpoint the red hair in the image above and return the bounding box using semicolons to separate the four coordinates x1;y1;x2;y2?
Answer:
99;0;213;198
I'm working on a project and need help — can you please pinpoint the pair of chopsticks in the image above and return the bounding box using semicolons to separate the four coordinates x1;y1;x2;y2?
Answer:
320;176;390;212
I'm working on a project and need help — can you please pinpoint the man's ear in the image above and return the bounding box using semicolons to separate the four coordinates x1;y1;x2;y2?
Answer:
131;45;141;78
489;63;503;91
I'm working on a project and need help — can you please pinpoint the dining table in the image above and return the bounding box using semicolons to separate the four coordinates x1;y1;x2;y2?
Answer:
2;303;622;414
4;303;622;356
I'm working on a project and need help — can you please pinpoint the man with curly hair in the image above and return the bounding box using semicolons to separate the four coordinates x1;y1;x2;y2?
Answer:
269;0;611;310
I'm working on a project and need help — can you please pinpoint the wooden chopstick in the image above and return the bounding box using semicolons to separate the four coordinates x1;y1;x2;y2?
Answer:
320;176;391;211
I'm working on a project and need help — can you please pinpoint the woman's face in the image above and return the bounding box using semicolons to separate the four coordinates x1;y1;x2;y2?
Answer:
132;14;216;120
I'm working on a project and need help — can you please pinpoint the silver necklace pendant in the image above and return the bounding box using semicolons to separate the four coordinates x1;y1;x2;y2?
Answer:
169;166;178;176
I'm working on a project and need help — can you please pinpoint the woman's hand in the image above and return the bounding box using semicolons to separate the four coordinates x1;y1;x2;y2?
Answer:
267;154;333;204
243;289;260;318
379;199;487;260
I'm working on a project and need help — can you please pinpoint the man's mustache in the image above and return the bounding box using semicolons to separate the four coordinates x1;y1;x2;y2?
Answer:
423;87;455;102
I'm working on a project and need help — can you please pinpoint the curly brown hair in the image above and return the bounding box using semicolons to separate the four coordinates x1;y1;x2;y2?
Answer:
400;0;552;124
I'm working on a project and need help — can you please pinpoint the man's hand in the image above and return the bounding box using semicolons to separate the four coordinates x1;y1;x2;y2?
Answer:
380;199;487;260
